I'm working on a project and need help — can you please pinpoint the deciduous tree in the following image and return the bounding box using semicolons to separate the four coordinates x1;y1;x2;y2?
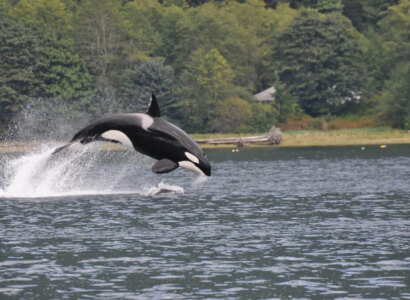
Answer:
177;48;235;131
13;0;73;38
74;0;128;76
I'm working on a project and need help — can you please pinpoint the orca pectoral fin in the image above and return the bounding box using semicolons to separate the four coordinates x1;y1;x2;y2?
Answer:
52;141;76;154
151;159;179;174
52;134;124;155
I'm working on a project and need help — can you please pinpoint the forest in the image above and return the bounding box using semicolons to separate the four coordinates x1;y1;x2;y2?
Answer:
0;0;409;138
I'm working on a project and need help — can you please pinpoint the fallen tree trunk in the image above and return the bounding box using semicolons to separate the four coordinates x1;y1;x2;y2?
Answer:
195;126;282;147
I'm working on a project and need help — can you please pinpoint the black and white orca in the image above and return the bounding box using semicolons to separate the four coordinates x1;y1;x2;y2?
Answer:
53;95;211;176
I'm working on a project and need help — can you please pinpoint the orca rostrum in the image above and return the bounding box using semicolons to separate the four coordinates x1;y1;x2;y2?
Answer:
53;95;211;176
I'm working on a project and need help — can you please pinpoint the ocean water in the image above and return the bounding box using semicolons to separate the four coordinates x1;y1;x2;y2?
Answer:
0;145;409;299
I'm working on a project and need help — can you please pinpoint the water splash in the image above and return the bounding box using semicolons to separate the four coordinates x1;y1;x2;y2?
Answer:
0;144;184;198
193;175;210;186
144;182;184;196
3;149;56;197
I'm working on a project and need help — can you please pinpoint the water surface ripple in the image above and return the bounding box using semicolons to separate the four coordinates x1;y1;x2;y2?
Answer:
0;145;409;299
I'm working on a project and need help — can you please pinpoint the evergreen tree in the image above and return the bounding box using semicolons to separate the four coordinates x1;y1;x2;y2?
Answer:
342;0;399;31
379;63;410;129
0;16;91;132
38;38;92;99
272;11;366;116
0;17;42;131
117;59;176;118
376;0;410;128
317;0;343;13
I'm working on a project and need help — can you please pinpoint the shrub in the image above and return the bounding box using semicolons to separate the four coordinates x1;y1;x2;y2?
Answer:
210;97;252;133
328;115;376;130
280;115;377;130
250;102;278;132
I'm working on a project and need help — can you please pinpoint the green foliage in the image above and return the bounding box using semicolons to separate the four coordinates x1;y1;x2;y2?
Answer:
122;0;162;62
156;5;195;74
378;63;410;129
378;0;410;63
365;0;410;128
271;80;300;123
0;16;91;132
117;59;176;117
0;0;407;135
269;3;300;33
272;10;366;116
279;0;318;9
196;48;234;96
156;0;286;92
39;38;92;99
362;30;392;94
0;0;11;15
0;17;40;131
250;102;278;132
161;0;187;7
13;0;74;37
210;97;253;133
73;0;130;76
225;0;290;91
316;0;343;13
342;0;399;31
177;48;235;131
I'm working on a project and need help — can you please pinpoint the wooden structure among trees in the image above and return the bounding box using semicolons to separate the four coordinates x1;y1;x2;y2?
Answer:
253;87;276;102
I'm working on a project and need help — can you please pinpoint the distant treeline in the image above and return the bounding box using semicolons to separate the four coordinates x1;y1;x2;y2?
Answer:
0;0;409;136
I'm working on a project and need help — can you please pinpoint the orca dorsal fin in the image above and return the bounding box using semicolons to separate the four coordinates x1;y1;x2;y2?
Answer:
147;94;161;118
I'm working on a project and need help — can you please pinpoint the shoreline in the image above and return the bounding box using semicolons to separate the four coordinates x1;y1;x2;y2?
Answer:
195;128;410;148
1;128;409;153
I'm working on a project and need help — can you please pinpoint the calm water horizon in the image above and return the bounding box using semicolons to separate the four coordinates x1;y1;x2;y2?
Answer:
0;145;409;299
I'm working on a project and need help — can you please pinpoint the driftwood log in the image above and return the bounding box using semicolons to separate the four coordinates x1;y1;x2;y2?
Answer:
195;126;282;147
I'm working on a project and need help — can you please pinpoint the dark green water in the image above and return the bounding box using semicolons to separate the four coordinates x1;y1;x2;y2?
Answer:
0;145;409;299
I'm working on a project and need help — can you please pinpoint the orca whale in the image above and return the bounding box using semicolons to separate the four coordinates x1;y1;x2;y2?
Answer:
53;95;211;176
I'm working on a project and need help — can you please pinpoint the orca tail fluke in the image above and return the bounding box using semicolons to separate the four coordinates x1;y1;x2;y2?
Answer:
52;141;76;155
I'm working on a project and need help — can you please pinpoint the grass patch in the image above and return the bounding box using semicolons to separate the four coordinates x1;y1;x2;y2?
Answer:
193;127;410;148
280;128;410;147
0;128;409;152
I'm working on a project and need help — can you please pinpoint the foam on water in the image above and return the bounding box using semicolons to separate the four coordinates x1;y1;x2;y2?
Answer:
0;145;184;198
144;182;184;196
